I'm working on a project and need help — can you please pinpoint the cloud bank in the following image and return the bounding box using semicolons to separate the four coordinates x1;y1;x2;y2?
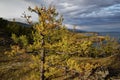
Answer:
50;0;120;32
0;0;120;32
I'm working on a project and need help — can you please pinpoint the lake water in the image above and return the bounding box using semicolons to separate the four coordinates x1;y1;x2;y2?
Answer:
98;32;120;41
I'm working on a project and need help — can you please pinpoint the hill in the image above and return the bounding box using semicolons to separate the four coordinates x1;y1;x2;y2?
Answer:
0;17;120;80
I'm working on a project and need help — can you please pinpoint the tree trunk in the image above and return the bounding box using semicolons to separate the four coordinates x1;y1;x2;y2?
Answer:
40;35;45;80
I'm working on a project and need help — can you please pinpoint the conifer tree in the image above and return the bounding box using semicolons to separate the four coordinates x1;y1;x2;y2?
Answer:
28;6;63;80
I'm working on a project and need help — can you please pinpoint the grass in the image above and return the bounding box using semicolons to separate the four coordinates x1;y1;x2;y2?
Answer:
0;52;120;80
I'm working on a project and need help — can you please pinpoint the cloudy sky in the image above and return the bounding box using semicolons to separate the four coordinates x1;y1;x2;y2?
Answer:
0;0;120;32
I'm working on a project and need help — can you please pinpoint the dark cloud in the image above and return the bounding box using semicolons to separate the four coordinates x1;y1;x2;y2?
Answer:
0;0;120;32
48;0;120;31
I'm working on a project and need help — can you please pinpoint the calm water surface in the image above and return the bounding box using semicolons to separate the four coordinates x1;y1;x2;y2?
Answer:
98;32;120;42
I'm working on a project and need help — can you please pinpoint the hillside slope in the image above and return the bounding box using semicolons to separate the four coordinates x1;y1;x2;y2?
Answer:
0;18;120;80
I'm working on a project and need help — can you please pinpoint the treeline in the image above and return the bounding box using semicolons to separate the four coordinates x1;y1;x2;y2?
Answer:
0;18;32;36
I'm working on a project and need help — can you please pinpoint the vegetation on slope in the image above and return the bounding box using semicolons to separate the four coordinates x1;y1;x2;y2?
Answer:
0;5;120;80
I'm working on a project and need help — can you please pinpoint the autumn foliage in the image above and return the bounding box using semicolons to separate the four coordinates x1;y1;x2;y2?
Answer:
2;5;120;80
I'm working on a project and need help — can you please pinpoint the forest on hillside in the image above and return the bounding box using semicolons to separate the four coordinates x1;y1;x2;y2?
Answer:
0;6;120;80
